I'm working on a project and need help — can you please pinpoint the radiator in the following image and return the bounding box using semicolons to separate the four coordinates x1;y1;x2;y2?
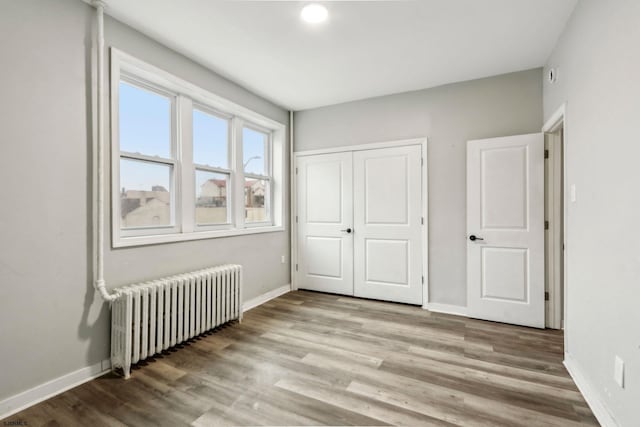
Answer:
110;264;242;378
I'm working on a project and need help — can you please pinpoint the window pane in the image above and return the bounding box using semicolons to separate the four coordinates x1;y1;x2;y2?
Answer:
120;158;172;228
243;127;267;175
195;170;229;225
245;178;267;222
193;109;229;168
119;81;171;158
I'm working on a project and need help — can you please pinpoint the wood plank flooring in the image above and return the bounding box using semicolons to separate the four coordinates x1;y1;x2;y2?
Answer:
4;291;598;426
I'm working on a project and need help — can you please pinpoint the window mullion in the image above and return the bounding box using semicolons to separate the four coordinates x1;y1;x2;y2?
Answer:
111;59;121;247
120;152;176;166
233;117;245;229
267;132;273;224
244;173;270;180
180;95;195;233
194;164;232;175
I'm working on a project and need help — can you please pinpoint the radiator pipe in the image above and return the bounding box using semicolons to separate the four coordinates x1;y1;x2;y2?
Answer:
92;0;120;302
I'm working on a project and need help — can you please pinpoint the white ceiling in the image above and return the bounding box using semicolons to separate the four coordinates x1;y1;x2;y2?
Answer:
103;0;577;111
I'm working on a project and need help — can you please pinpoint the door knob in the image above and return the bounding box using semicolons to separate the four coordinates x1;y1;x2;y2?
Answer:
469;235;484;241
340;228;353;234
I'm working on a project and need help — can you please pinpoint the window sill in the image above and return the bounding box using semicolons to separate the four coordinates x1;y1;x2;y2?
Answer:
113;225;285;248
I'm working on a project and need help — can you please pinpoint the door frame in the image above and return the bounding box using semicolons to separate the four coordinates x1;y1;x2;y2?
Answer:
542;103;568;339
292;137;429;307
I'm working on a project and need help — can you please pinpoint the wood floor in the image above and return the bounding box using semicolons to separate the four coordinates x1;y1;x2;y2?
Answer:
6;291;598;426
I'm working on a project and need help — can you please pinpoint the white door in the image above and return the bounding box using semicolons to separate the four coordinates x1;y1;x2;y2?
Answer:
467;133;545;328
353;146;423;305
297;152;354;295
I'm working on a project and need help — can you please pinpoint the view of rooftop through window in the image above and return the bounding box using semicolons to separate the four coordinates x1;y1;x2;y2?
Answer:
242;127;269;222
119;81;173;228
119;80;269;228
195;170;228;225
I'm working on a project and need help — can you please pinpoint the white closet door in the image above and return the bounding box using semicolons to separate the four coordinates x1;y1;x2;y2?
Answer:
467;133;545;328
353;145;423;305
296;152;354;295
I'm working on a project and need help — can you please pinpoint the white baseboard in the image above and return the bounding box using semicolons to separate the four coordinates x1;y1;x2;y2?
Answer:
423;302;468;317
0;359;111;421
1;284;292;421
564;352;618;427
243;284;291;312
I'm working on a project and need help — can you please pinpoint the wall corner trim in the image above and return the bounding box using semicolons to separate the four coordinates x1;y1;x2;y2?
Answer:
0;359;111;421
423;302;468;317
243;284;291;313
564;352;619;427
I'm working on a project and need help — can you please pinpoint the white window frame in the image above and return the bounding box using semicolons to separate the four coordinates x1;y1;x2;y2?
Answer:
191;103;233;231
116;75;181;238
110;48;285;248
241;122;273;227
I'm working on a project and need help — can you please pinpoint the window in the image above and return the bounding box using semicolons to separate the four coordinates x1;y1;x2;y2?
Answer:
193;107;231;226
111;49;285;247
118;81;177;234
242;126;270;224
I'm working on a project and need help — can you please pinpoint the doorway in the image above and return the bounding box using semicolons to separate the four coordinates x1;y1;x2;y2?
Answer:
294;139;427;306
465;126;566;330
543;108;566;330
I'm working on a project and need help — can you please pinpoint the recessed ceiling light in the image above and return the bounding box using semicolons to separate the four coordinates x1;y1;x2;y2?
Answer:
301;4;328;24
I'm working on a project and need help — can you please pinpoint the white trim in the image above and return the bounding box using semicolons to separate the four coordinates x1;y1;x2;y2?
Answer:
421;139;429;307
0;282;292;420
544;129;563;330
180;95;196;233
289;111;298;291
292;137;428;304
564;353;618;427
0;359;111;420
543;103;566;133
294;138;427;157
243;284;291;312
233;117;246;230
542;103;569;348
423;302;468;317
113;224;285;248
0;282;293;420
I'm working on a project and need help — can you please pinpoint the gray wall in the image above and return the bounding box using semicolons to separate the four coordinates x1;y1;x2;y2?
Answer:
0;0;289;402
544;1;640;425
295;69;542;306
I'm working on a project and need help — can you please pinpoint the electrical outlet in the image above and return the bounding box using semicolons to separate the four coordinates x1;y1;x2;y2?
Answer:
614;356;625;388
281;255;286;264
